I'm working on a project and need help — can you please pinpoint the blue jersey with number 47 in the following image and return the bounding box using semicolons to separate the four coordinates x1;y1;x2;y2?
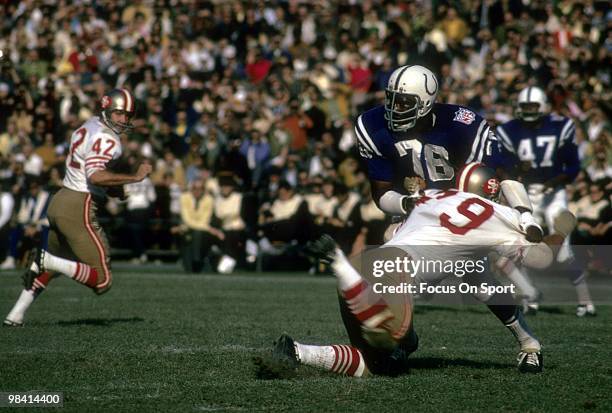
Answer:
355;103;513;190
496;114;580;186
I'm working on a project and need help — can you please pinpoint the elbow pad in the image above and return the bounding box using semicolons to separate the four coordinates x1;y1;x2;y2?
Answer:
379;191;409;215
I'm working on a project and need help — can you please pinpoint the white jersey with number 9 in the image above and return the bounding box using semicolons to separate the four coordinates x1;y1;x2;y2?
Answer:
385;189;537;274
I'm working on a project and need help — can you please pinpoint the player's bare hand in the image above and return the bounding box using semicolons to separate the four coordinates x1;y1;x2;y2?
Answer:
135;162;153;181
403;176;426;196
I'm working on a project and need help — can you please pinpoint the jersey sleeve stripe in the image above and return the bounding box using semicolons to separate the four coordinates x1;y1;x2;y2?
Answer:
475;126;491;162
85;166;106;178
354;126;375;156
560;119;575;142
466;120;487;163
85;162;107;169
85;155;113;161
496;126;516;153
356;116;383;156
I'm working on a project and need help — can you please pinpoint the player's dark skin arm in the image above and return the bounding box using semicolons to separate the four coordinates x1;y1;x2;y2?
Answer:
370;179;394;208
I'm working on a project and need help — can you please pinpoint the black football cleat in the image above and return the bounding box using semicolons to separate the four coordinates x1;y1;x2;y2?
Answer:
253;334;300;380
517;351;543;373
22;248;45;290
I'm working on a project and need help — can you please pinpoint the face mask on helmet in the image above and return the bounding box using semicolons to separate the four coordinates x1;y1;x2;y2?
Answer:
456;162;500;202
384;90;422;131
100;89;136;134
516;87;547;122
384;65;438;132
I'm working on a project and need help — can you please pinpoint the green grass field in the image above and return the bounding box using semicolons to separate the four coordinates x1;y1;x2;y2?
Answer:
1;268;610;412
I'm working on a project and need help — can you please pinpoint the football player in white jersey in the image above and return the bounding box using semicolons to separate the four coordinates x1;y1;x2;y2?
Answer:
4;88;153;327
256;164;574;377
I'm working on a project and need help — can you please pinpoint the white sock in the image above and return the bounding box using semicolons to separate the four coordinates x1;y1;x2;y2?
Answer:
574;278;593;305
505;313;541;352
43;251;78;279
295;342;367;377
296;343;336;370
5;289;36;324
500;259;538;299
331;249;363;291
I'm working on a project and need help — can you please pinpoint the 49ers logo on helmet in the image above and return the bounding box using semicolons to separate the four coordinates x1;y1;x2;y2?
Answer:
101;95;111;109
483;178;500;196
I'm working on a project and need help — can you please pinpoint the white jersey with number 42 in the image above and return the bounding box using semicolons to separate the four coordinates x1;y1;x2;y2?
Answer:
62;116;122;194
386;189;533;263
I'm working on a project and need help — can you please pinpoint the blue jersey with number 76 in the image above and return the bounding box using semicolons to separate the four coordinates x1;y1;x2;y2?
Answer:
354;103;514;191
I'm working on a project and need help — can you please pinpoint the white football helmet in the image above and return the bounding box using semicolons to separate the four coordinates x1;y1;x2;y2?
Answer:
516;86;548;122
384;65;439;132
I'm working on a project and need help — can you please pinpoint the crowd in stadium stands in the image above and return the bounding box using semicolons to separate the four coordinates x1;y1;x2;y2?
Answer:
0;0;610;272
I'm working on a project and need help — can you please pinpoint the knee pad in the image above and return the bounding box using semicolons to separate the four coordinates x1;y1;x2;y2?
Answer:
522;243;553;270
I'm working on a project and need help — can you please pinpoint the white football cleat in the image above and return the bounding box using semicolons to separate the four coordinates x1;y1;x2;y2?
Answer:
3;317;24;327
576;304;596;317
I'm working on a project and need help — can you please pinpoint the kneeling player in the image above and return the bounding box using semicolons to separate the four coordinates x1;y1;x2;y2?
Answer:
256;241;417;378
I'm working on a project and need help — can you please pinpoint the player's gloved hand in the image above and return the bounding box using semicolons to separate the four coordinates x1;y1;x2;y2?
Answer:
520;211;544;243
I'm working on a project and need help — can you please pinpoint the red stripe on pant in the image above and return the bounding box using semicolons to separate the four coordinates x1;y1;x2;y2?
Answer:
343;280;367;300
84;194;111;289
355;301;391;324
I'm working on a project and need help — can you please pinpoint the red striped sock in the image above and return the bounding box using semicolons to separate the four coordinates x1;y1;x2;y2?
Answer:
73;263;99;288
330;345;366;376
296;343;368;377
343;280;394;330
30;271;52;297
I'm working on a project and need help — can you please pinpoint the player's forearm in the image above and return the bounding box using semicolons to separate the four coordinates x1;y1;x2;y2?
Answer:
89;170;143;187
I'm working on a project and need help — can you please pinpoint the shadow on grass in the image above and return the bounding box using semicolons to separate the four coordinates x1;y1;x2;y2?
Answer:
56;317;145;327
531;307;565;315
415;305;567;316
413;305;490;315
408;356;508;370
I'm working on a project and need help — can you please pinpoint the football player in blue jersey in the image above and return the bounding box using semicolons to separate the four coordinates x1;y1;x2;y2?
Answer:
497;86;595;317
354;64;543;242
